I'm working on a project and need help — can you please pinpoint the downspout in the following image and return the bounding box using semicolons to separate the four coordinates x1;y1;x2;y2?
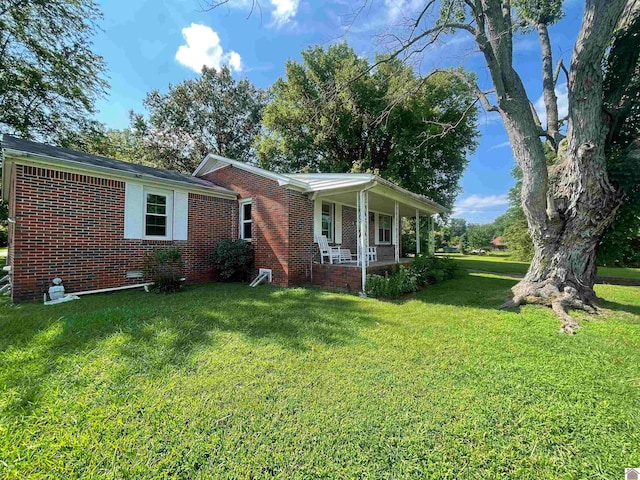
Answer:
358;182;377;296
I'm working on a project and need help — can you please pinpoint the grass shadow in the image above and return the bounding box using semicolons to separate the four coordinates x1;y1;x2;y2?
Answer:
0;283;378;417
412;273;519;310
599;300;640;318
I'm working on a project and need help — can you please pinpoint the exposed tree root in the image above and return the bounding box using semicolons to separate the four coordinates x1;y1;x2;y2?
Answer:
499;280;600;334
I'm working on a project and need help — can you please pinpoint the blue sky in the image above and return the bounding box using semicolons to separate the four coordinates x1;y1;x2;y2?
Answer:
94;0;585;223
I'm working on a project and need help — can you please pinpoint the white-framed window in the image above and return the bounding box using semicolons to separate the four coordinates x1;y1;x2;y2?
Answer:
239;198;253;241
321;202;334;242
377;214;392;245
144;188;173;239
124;183;188;241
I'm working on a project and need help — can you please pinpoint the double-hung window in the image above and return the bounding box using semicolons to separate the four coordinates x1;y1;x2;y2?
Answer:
145;190;172;239
124;183;187;241
321;202;334;242
378;214;392;244
240;199;252;240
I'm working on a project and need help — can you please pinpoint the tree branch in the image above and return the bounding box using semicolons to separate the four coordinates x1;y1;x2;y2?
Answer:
537;22;560;148
432;68;498;112
553;59;569;86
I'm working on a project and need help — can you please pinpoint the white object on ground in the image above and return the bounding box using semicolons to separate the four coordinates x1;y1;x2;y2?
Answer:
44;295;80;305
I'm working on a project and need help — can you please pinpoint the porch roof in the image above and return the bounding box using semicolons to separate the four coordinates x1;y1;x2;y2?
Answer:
193;154;446;215
287;173;445;215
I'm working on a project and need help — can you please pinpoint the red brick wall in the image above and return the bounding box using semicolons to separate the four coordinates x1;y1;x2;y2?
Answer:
203;165;316;287
10;164;234;302
287;190;314;285
311;261;411;292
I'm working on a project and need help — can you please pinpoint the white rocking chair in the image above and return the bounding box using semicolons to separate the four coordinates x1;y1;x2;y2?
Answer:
316;235;342;264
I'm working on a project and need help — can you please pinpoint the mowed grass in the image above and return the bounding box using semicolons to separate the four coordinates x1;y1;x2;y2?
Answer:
439;252;640;280
1;276;639;478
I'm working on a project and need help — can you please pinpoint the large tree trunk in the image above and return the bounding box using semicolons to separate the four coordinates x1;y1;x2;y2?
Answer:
473;0;628;332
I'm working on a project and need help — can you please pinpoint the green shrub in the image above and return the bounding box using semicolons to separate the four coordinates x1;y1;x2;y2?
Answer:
210;239;254;281
144;247;184;294
366;256;463;299
365;266;418;298
0;225;7;247
410;254;463;286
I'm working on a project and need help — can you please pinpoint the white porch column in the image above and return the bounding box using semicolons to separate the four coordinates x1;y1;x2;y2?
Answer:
358;189;369;293
393;201;400;263
416;209;420;255
428;216;435;255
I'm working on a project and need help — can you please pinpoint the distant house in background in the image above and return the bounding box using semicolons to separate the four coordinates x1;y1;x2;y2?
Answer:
491;236;508;251
1;135;443;302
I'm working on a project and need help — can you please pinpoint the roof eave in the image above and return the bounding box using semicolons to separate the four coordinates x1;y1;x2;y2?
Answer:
195;153;309;191
372;176;446;214
3;149;238;199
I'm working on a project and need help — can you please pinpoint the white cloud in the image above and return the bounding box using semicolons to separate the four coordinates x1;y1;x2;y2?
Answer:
175;23;242;73
383;0;425;22
227;51;242;71
453;194;510;215
534;83;568;128
490;141;511;150
271;0;299;26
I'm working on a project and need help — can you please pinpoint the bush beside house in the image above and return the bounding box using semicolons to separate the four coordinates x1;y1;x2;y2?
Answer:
210;239;254;282
145;247;184;294
365;255;463;298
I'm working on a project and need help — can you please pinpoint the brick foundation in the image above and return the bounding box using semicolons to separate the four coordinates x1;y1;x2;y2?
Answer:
310;260;411;292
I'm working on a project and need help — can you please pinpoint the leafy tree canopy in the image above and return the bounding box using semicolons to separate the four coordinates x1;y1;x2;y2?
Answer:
131;66;267;173
0;0;108;144
256;42;479;211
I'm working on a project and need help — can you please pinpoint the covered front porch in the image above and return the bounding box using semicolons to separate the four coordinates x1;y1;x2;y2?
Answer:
299;173;444;293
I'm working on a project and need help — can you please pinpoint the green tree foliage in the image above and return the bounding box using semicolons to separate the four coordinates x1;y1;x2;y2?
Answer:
449;218;467;238
62;124;152;166
466;223;497;250
130;66;266;174
0;0;108;143
257;43;479;211
597;15;640;267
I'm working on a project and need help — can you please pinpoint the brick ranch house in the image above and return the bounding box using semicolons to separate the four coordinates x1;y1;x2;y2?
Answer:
1;135;443;302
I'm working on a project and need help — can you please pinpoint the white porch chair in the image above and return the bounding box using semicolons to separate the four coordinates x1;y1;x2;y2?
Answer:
316;235;342;264
338;249;357;264
367;247;377;263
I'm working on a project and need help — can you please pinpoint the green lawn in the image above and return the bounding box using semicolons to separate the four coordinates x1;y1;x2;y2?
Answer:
0;247;6;263
439;252;640;280
1;276;639;478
